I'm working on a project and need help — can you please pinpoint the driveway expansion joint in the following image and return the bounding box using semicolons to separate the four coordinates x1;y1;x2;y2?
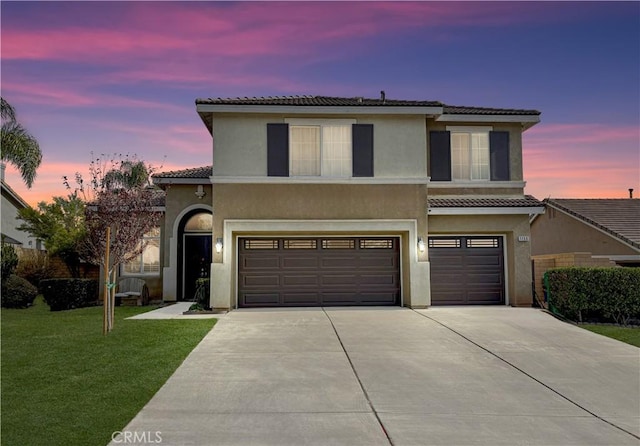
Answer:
322;307;395;446
413;309;640;442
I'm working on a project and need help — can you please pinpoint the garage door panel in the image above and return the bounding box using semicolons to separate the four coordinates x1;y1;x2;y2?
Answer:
359;292;399;305
241;275;280;287
320;256;357;268
321;275;357;286
467;291;503;304
322;293;358;305
282;256;319;269
241;256;280;269
282;275;319;286
467;272;503;285
465;255;502;267
238;237;400;307
360;274;398;286
282;293;320;305
241;293;280;306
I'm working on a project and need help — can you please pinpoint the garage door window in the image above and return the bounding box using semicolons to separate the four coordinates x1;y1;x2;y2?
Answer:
428;238;461;248
284;239;317;249
244;239;279;249
360;239;394;249
322;239;355;249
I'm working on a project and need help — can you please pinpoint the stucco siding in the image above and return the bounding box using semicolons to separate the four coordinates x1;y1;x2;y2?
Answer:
210;113;428;178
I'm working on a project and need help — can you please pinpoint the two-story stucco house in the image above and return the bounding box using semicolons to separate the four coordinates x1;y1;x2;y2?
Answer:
153;94;544;310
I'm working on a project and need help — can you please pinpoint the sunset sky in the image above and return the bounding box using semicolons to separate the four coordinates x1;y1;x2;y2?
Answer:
1;1;638;207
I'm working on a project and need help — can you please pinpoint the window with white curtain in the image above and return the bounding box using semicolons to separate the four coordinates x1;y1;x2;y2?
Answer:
121;227;161;275
449;127;490;180
289;120;353;177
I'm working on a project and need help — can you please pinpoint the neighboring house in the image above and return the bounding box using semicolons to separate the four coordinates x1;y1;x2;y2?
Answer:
531;198;640;266
1;164;42;250
153;94;545;309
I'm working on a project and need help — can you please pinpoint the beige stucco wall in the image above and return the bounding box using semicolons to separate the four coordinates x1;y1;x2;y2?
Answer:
427;214;534;307
1;190;41;248
211;183;430;309
531;208;638;257
211;113;428;178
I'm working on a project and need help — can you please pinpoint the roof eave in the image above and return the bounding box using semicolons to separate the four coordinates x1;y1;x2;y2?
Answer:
196;103;443;116
436;114;541;130
428;206;545;215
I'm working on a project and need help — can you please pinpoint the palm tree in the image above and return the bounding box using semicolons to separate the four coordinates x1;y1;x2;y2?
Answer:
102;160;150;190
1;97;42;188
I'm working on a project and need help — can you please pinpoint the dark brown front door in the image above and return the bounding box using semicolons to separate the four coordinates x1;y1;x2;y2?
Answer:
238;237;400;307
429;236;504;305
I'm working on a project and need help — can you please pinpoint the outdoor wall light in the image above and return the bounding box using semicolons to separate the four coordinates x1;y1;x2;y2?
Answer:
215;238;223;253
417;237;425;252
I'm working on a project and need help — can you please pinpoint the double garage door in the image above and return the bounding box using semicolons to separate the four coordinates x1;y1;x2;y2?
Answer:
238;237;400;307
429;236;505;305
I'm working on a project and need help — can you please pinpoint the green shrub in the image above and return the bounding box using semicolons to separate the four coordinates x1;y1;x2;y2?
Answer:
41;278;99;311
545;267;640;325
15;250;56;291
194;278;210;309
1;244;19;280
1;274;38;308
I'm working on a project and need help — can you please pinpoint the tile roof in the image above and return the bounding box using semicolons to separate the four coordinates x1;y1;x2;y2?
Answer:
153;166;212;179
196;95;443;108
547;198;640;249
428;195;544;208
196;95;540;116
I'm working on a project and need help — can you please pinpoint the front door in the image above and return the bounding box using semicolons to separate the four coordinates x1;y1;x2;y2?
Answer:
183;235;212;301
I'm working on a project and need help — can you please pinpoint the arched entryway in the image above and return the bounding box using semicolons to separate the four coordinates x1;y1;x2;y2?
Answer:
178;211;212;301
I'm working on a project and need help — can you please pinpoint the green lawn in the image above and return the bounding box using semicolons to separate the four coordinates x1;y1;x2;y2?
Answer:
1;297;216;446
580;324;640;347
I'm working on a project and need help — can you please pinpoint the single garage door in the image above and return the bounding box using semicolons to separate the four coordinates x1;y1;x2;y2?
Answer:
238;237;400;307
429;236;505;305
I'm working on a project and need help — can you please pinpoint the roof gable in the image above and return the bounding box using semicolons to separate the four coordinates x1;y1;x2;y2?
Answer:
547;198;640;249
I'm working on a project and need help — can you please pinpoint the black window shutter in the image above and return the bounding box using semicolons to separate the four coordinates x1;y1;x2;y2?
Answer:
267;123;289;176
489;131;510;181
429;131;451;181
352;124;374;177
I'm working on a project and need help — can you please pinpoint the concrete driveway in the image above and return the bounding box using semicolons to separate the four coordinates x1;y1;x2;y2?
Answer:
111;307;640;446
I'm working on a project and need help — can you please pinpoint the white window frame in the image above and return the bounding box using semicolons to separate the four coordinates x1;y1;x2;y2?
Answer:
446;126;492;181
120;227;161;276
286;118;355;178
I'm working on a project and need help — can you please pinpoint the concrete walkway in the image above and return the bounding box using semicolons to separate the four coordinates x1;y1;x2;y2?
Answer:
127;302;223;320
111;307;640;446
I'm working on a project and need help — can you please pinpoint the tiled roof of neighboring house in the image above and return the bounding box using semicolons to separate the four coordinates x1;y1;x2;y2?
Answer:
547;198;640;249
152;166;212;179
428;195;544;208
195;95;540;116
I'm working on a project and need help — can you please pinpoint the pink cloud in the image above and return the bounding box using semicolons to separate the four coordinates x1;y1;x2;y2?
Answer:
523;123;639;199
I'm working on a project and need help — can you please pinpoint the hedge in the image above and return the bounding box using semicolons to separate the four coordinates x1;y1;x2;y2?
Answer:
544;267;640;326
41;278;99;311
1;275;38;308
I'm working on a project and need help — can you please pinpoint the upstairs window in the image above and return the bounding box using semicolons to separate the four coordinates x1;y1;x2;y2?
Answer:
289;120;352;177
450;128;490;180
429;128;510;182
267;121;373;178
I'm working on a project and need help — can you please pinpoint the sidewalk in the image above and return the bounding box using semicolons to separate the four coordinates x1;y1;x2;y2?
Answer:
127;302;224;320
